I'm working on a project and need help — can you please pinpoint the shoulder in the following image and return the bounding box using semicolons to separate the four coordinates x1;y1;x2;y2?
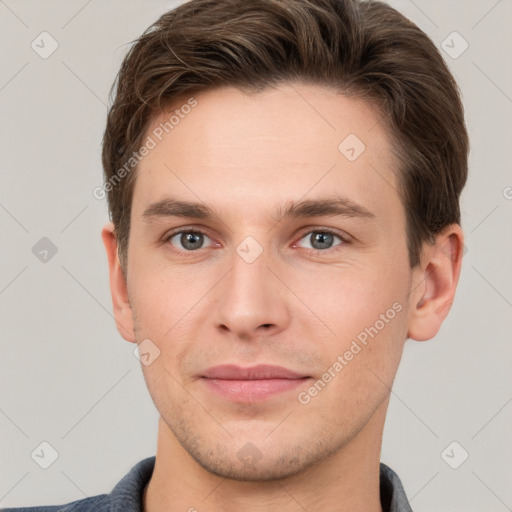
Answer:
379;462;414;512
1;493;109;512
2;455;156;512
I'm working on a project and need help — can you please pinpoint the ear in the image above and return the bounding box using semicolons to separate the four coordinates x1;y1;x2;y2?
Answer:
101;222;136;343
407;224;464;341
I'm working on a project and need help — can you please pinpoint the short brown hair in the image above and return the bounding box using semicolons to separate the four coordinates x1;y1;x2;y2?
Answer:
101;0;469;272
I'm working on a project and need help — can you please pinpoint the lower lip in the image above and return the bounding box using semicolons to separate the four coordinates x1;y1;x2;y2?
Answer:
202;377;309;402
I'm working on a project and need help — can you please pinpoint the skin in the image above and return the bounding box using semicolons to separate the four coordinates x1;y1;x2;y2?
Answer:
102;82;464;512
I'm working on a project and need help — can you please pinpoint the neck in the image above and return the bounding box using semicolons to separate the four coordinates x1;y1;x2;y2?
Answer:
143;398;388;512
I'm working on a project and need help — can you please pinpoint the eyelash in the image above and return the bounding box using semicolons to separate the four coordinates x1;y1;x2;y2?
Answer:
163;227;351;256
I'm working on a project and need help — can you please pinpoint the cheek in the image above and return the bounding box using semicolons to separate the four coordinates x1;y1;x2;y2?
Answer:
306;303;407;427
128;265;209;382
289;258;409;334
289;260;410;395
128;263;200;337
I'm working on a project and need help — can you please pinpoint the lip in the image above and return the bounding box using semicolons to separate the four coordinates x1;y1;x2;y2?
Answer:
201;364;307;380
200;364;310;402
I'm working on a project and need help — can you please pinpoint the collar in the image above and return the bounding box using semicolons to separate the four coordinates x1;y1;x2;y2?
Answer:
109;457;413;512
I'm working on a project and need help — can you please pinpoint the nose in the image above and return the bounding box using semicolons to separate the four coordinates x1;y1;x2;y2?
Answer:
214;244;291;340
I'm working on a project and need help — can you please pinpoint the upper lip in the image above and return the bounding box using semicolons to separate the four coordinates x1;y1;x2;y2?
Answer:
201;364;308;380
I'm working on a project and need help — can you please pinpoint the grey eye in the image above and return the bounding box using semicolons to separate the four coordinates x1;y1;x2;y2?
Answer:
297;231;343;251
169;231;212;251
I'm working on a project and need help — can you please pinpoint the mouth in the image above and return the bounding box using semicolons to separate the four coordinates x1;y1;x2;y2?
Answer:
200;364;311;402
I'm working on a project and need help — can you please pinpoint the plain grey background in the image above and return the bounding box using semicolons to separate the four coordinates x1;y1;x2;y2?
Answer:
1;0;511;510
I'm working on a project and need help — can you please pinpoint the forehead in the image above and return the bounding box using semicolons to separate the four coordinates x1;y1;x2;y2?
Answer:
132;83;401;221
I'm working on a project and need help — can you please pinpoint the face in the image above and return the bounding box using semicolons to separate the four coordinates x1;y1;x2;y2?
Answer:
117;83;416;480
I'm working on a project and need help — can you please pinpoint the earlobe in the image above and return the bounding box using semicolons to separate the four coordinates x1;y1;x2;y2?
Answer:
101;222;136;343
407;225;464;342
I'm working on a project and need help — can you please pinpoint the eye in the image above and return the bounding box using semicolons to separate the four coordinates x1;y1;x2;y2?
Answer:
166;230;214;251
295;230;346;252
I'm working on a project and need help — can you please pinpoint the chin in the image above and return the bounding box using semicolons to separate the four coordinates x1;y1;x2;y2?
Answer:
194;453;309;482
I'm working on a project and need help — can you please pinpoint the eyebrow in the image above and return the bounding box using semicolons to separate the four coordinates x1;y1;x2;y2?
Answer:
141;195;376;223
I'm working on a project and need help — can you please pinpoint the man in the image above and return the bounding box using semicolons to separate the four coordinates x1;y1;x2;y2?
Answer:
2;0;468;510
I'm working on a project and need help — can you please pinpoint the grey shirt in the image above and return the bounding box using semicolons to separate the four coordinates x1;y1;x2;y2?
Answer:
1;457;413;511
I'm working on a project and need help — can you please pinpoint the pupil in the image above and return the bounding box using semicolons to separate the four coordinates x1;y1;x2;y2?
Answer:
182;232;203;250
312;232;333;250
